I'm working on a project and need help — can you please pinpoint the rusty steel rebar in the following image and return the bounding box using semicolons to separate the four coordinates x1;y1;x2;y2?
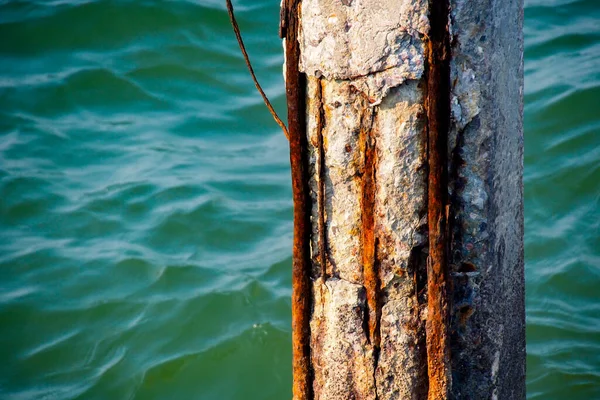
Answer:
283;1;312;399
425;0;452;398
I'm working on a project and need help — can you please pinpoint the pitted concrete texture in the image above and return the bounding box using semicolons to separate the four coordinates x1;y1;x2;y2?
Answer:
305;76;429;399
299;0;524;398
310;278;377;399
299;0;429;103
448;0;525;399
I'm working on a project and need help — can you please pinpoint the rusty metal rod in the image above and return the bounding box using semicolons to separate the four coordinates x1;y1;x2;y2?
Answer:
283;1;312;399
425;0;452;398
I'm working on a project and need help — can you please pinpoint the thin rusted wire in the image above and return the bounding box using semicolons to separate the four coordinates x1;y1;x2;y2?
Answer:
225;0;289;140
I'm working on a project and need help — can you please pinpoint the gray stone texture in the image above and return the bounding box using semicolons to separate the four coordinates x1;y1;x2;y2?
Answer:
448;0;525;399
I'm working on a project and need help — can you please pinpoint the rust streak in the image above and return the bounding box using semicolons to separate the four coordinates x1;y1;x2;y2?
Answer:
316;79;327;280
284;1;312;399
425;0;452;398
361;108;380;351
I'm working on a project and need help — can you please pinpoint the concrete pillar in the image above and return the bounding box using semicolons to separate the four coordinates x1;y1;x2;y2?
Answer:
283;0;525;399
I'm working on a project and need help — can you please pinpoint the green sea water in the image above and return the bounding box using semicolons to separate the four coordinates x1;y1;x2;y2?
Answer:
0;0;598;398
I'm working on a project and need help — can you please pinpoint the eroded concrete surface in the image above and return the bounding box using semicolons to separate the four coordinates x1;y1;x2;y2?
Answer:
300;0;428;103
306;75;428;399
448;0;525;399
298;0;524;398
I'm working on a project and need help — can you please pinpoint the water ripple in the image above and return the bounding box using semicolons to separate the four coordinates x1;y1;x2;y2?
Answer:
1;0;598;398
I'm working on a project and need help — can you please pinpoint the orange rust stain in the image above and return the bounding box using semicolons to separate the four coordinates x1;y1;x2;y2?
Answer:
316;79;327;280
360;108;380;349
458;305;475;327
458;261;477;273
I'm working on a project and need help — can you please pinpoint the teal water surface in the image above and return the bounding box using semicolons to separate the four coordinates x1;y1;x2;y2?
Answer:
524;0;600;398
0;0;598;398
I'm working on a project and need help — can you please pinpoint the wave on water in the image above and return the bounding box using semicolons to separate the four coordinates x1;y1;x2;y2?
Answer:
0;0;598;398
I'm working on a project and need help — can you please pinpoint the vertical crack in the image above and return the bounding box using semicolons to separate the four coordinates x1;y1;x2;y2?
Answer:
362;108;380;350
360;107;381;398
316;79;327;280
425;0;452;399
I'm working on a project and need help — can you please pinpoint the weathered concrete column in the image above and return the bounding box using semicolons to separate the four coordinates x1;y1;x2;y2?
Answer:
283;0;525;399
